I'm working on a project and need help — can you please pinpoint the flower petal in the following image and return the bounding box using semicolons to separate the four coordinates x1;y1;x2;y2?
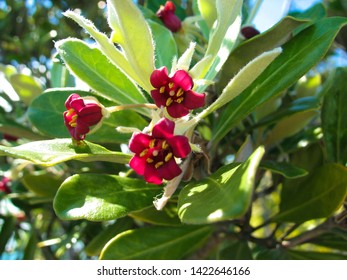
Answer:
129;132;152;154
65;94;80;109
166;102;189;118
158;158;182;181
151;89;167;107
172;70;193;91
129;155;146;176
183;90;205;109
144;165;163;184
150;67;169;88
152;118;175;139
167;135;191;158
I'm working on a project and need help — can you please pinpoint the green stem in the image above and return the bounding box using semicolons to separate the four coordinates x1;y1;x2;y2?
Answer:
107;103;157;113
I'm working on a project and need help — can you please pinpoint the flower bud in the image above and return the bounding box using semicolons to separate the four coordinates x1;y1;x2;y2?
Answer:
156;1;182;32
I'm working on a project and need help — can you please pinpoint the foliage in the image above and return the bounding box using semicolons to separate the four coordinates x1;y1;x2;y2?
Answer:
1;0;347;260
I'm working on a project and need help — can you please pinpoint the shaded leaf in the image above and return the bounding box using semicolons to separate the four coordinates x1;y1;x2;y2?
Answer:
21;172;62;198
100;225;212;259
260;161;308;179
218;240;253;260
53;174;161;221
273;163;347;223
0;139;131;166
85;217;134;256
178;146;264;224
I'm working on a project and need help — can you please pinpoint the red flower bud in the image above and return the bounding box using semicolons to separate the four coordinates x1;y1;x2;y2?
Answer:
63;94;103;141
129;118;191;184
156;1;182;32
241;26;260;39
150;66;205;118
0;177;11;194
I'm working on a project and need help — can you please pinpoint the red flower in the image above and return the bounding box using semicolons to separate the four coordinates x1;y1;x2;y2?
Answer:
63;94;103;141
156;1;182;32
150;66;205;118
241;26;260;39
129;118;191;184
0;177;11;194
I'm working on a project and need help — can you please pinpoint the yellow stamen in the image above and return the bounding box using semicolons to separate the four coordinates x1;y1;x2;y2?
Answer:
160;86;165;93
169;90;175;96
165;152;173;162
149;139;156;148
176;88;184;97
140;149;148;157
166;98;173;106
162;140;169;149
155;161;164;169
146;158;154;163
168;82;174;89
152;150;159;157
66;108;75;117
176;97;184;103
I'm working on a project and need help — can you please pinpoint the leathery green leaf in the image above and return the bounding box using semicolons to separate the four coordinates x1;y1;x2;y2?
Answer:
100;226;213;260
55;39;149;116
273;163;347;223
0;139;131;166
22;172;62;198
322;67;347;164
197;0;217;30
54;174;161;221
217;16;308;91
211;17;347;146
107;0;155;91
191;0;242;86
178;146;265;224
63;11;148;91
260;161;308;179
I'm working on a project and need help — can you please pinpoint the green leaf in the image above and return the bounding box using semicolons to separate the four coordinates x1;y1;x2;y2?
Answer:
191;0;242;86
130;203;181;226
212;17;347;146
55;39;149;116
9;74;43;105
107;0;155;91
99;225;212;259
27;88;147;143
218;240;253;260
50;54;75;88
0;139;131;166
260;161;308;179
0;113;45;140
85;217;134;256
273;163;347;223
63;11;150;92
53;174;161;221
308;228;347;251
264;110;318;147
21;172;62;198
217;16;308;91
322;67;347;164
23;230;38;260
197;0;217;30
0;216;16;255
149;20;177;70
178;146;264;224
287;250;347;260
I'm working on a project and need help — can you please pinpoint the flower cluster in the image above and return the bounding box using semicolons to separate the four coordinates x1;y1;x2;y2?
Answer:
0;177;11;194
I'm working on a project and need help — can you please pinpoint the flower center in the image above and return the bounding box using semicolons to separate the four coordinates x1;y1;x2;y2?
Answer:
160;82;185;107
140;139;173;169
66;108;78;128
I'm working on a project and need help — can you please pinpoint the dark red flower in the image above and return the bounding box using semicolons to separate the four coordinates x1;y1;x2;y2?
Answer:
150;67;205;118
63;94;103;141
0;177;11;194
241;26;260;39
129;118;191;184
156;1;182;32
